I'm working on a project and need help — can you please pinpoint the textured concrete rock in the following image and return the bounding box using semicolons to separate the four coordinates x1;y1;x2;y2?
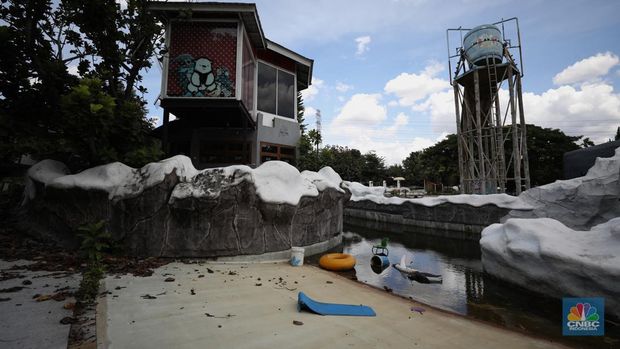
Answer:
345;199;513;237
481;217;620;317
21;157;348;257
507;146;620;230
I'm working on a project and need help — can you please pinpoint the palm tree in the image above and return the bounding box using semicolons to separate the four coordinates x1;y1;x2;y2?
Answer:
307;129;322;159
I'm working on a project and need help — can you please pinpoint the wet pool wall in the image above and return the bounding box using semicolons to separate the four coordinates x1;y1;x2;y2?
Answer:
344;200;519;239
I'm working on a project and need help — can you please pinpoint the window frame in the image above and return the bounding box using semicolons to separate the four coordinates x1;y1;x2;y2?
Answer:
260;142;296;164
256;60;297;121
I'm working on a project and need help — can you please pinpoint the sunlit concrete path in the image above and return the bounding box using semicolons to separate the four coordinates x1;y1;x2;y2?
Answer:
98;262;567;349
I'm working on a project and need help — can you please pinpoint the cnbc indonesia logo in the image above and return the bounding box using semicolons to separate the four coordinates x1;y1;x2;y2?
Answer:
563;298;605;336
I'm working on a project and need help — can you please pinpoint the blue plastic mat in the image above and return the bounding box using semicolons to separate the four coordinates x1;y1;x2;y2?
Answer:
297;292;376;317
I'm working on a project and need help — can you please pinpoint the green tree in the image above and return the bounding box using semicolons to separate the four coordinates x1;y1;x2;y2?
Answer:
402;125;582;189
318;145;363;181
615;126;620;141
0;0;163;169
361;151;386;184
580;137;595;148
307;129;322;158
523;124;580;186
296;91;306;135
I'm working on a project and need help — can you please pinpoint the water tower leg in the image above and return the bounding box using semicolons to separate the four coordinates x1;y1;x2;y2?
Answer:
453;84;465;194
495;94;506;192
516;76;531;190
474;70;486;194
508;68;522;194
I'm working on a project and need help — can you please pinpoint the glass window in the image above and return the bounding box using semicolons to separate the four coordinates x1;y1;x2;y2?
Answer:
241;32;255;111
257;62;296;119
257;62;276;114
277;71;295;119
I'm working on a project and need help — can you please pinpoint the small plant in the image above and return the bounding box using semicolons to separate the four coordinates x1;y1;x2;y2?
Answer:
76;220;111;303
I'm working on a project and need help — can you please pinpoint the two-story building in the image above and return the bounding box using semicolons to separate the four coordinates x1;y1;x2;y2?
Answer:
148;1;313;168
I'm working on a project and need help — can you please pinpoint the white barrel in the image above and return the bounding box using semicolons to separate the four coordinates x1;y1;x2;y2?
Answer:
290;247;305;266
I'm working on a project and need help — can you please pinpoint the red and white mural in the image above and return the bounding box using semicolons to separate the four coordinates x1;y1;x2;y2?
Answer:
166;22;237;97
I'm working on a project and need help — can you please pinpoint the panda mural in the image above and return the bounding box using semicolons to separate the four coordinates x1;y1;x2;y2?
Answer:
173;54;235;97
189;57;216;96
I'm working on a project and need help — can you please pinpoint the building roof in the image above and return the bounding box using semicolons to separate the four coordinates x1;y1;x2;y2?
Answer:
147;1;313;89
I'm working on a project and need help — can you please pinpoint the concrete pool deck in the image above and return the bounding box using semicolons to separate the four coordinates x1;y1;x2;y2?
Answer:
97;262;567;349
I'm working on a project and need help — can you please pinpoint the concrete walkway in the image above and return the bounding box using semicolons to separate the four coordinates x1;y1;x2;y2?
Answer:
0;260;80;349
98;262;566;349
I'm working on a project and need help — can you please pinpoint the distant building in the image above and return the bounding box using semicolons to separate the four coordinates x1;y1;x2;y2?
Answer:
148;2;313;168
563;140;620;179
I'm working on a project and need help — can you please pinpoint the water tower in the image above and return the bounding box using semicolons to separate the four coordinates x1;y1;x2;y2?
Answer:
447;18;530;194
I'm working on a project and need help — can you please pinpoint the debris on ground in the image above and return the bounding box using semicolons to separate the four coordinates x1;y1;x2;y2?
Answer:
411;307;426;315
0;286;26;293
205;313;235;319
60;316;77;325
383;286;393;293
35;294;52;302
140;294;157;299
164;277;175;282
293;320;304;326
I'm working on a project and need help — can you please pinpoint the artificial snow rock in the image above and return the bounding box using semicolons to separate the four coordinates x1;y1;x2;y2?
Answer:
481;217;620;317
508;146;620;230
21;156;348;257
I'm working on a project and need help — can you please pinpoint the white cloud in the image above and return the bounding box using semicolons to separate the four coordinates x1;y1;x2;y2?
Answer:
67;65;80;77
522;82;620;143
355;36;371;56
412;90;456;134
331;93;387;126
384;61;450;106
301;77;324;102
553;52;619;85
335;82;353;93
342;133;447;166
385;112;409;133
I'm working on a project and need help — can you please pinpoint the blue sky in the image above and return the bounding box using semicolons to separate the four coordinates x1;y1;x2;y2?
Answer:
142;0;620;165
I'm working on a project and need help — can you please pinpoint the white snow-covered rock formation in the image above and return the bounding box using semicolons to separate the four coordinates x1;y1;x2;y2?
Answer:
481;217;620;316
21;156;348;257
481;147;620;316
508;147;620;230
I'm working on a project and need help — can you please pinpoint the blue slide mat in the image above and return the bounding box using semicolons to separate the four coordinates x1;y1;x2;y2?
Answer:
298;292;376;317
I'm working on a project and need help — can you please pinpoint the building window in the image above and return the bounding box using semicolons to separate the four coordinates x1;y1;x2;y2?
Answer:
260;142;296;164
257;62;295;119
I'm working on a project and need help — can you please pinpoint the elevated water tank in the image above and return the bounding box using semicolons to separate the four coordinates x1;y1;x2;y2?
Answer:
463;24;504;66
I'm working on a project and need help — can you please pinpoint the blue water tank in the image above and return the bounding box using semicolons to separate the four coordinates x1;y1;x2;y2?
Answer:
463;24;504;66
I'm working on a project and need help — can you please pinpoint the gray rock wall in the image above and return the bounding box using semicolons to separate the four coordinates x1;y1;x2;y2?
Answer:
345;199;517;239
22;162;348;258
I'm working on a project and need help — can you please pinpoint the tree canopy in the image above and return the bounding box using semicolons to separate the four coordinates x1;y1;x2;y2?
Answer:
0;0;164;170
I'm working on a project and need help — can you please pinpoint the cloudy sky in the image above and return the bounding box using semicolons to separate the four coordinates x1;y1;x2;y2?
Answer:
143;0;620;165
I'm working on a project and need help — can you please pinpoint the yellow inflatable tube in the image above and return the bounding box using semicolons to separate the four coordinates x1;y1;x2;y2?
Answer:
319;253;356;271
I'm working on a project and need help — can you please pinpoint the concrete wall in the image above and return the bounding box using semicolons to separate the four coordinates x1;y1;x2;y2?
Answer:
255;113;301;163
344;199;523;240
